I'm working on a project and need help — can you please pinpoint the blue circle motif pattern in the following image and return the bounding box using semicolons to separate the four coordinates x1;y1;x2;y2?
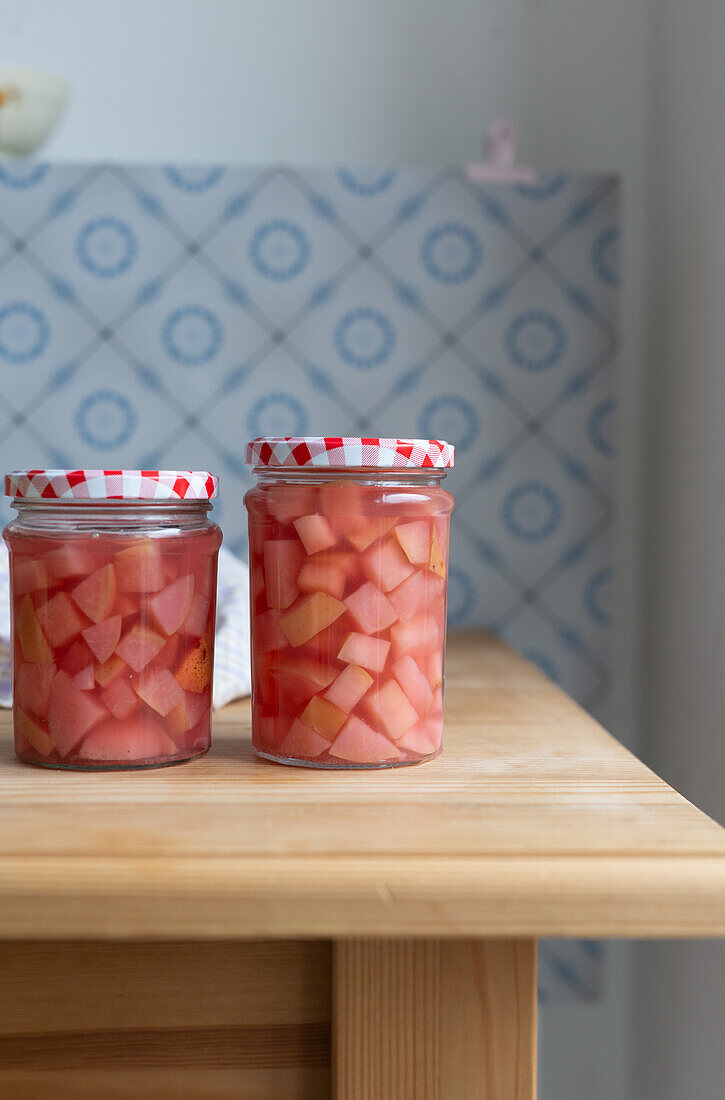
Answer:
505;310;566;371
419;394;478;453
248;393;308;439
521;648;559;683
76;217;137;278
163;165;224;192
334;308;395;369
336;167;397;196
75;390;136;450
587;397;617;458
447;566;475;626
502;482;563;543
249;220;310;281
421;223;482;284
0;302;50;363
583;567;613;628
0;162;49;188
162;305;223;366
591;225;619;287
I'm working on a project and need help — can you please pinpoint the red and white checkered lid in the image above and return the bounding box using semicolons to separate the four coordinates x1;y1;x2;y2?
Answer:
4;470;219;501
246;437;454;469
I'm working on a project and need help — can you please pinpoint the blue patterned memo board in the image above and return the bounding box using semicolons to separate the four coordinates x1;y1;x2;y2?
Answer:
0;160;618;1000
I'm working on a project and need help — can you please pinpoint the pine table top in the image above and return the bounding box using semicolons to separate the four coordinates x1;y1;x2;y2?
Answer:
0;632;723;939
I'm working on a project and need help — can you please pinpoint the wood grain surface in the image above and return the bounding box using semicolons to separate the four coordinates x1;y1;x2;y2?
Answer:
0;632;723;938
333;939;536;1100
0;939;331;1099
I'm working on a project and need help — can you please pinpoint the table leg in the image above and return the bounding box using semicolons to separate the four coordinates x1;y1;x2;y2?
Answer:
333;938;537;1100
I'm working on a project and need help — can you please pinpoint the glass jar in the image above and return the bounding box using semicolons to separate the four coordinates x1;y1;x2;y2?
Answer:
3;469;221;770
244;437;455;768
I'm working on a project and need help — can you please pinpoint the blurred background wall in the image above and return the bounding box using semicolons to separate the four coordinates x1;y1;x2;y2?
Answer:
637;1;725;1097
6;0;723;1096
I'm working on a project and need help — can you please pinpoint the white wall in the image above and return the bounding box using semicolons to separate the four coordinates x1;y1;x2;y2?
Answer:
637;1;725;1096
4;1;653;1096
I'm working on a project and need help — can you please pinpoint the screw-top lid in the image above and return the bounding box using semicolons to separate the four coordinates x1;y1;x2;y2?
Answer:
245;437;454;469
4;469;219;500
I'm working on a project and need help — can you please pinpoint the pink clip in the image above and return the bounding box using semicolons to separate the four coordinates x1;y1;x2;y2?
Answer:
465;120;536;185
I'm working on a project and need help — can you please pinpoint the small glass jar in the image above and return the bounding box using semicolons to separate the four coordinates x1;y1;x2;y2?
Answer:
3;469;221;770
244;437;455;768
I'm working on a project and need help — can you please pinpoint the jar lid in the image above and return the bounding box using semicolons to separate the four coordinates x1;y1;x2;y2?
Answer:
245;437;455;469
4;469;219;501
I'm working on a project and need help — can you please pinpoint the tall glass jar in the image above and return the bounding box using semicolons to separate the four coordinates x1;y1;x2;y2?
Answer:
244;438;455;768
3;469;221;770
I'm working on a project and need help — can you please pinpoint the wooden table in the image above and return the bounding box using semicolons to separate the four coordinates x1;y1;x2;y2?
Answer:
1;632;724;1098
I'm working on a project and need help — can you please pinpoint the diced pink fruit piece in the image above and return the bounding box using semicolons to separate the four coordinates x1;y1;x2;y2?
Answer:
429;526;447;577
134;667;184;716
269;657;337;705
15;708;54;757
15;596;52;663
254;711;284;752
362;537;414;592
431;684;443;718
101;676;139;720
14;662;55;718
398;720;439;756
425;713;443;751
48;670;107;756
279;592;346;647
280;718;330;760
264;539;304;610
324;664;373;713
82;615;122;664
114;540;165;593
37;591;88;648
192;553;215;600
427;650;443;689
346;517;397;553
59;638;93;677
329;716;402;764
364;679;419;740
77;716;177;763
314;549;359;578
390;615;437;658
71;563;117;623
293;513;336;555
318;482;367;533
114;592;138;619
94;653;127;687
45;543;94;580
338;632;390;673
255;608;287;653
183;592;211;638
388;569;444;622
185;713;211;754
344;582;398;634
266;484;318;523
393;654;434;716
168;691;208;738
73;664;95;691
115;624;166;672
393;520;430;565
149;574;195;636
13;559;49;597
298;560;346;600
